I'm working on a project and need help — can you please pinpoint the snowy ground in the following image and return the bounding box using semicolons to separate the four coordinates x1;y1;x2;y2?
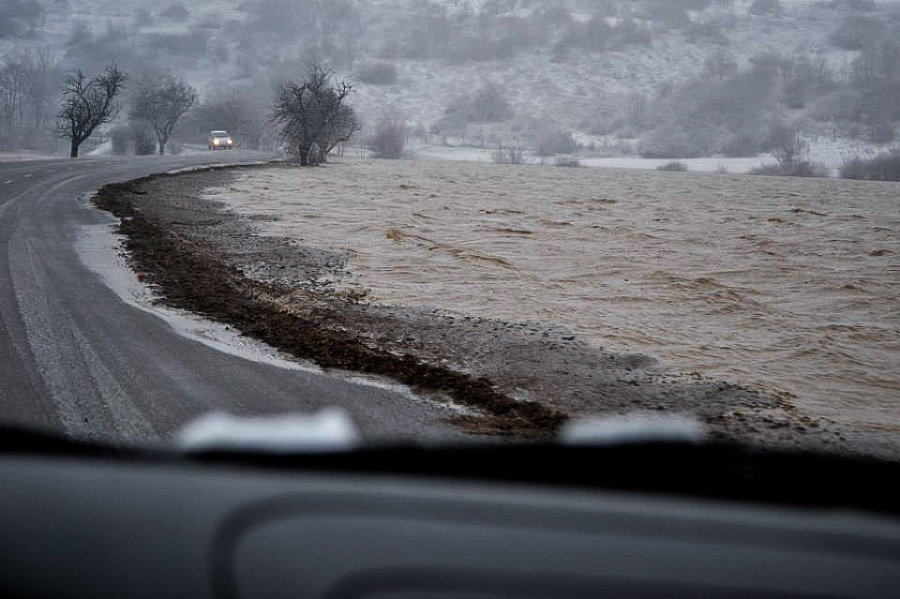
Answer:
6;0;896;170
0;151;57;162
411;135;894;175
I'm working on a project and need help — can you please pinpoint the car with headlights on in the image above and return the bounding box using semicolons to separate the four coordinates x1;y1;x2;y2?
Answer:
208;130;233;150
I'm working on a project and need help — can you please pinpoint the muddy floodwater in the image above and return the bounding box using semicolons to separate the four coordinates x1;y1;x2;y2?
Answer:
203;159;899;437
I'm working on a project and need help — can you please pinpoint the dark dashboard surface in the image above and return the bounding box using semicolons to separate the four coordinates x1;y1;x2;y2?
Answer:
2;429;899;599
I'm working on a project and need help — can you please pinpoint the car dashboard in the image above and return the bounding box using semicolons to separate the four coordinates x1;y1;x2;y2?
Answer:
1;429;899;599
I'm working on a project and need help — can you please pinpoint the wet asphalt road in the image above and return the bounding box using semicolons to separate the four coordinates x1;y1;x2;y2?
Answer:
0;153;456;446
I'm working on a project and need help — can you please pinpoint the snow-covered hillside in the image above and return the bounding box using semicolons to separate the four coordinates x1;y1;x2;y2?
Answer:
2;0;898;164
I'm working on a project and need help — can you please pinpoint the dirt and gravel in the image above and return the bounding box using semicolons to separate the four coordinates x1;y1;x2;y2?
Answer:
93;164;889;457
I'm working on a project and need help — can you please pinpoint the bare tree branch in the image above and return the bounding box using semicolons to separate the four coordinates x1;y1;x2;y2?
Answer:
57;64;125;157
129;71;196;155
271;61;360;165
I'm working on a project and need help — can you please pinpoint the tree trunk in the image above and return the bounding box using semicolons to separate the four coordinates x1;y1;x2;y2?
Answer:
307;143;322;166
70;141;79;158
157;134;167;156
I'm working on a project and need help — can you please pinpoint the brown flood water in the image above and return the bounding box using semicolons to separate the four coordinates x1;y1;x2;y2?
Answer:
204;159;900;434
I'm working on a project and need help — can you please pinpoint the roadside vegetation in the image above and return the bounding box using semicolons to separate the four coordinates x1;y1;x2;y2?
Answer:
57;65;125;157
369;114;407;159
128;71;196;156
840;150;900;181
271;62;360;165
748;162;827;178
55;64;202;157
657;161;688;172
2;0;899;164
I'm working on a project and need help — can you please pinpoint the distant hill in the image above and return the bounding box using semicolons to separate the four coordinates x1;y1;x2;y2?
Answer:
2;0;898;159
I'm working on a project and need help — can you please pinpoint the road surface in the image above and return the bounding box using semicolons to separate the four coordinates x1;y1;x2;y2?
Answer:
0;153;457;445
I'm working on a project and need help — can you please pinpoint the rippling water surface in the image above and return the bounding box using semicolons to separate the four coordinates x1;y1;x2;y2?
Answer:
206;159;899;432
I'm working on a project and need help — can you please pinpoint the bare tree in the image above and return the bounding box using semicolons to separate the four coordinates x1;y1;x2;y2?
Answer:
766;121;807;169
322;102;358;159
369;114;406;159
0;54;30;147
535;128;578;157
129;72;196;155
492;141;525;165
271;62;359;165
57;64;125;157
0;47;59;150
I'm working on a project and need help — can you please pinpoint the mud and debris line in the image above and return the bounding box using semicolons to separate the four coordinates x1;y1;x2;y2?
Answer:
93;172;567;438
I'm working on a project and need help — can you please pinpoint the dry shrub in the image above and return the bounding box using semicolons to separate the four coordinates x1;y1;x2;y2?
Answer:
841;150;900;181
370;118;406;159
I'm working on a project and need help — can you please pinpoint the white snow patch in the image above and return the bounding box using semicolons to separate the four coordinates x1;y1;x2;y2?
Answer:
75;210;440;407
563;413;707;446
408;135;899;175
76;217;322;374
87;140;113;157
177;408;361;453
0;151;58;162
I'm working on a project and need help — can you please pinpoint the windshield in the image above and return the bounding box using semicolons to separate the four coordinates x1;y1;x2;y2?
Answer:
0;0;898;461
